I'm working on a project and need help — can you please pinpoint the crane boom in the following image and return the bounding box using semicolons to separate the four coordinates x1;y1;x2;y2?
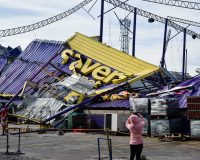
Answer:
104;0;200;39
142;0;200;10
0;0;93;38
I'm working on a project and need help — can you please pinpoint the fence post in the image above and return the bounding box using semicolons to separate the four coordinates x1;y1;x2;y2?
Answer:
106;128;112;160
16;128;24;154
97;138;112;160
5;129;9;155
98;138;101;160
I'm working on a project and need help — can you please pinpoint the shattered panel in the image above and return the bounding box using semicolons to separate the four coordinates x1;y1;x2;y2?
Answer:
16;98;69;121
57;74;95;94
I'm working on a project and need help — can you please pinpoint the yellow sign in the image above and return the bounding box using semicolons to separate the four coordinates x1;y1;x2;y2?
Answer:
61;49;128;85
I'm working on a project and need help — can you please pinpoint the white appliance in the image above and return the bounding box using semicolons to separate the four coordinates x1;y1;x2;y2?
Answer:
104;113;129;132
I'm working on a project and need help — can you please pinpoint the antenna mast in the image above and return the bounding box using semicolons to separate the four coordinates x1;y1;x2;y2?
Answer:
119;19;131;53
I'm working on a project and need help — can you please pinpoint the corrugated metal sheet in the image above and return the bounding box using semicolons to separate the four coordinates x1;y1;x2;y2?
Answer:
178;75;200;108
67;32;159;83
0;58;7;72
0;39;64;96
16;98;67;121
0;99;21;105
146;75;200;108
0;46;22;74
87;100;130;109
57;74;95;94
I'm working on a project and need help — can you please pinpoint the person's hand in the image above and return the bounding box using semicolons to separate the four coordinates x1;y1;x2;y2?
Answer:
137;112;142;117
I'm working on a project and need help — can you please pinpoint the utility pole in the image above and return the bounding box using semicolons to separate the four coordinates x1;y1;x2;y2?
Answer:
132;8;137;57
160;19;168;68
100;0;105;42
182;28;186;80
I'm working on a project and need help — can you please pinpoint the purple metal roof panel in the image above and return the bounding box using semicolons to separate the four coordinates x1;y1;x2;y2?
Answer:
178;75;200;86
87;100;130;109
177;75;200;108
0;99;22;105
0;39;64;95
0;58;7;72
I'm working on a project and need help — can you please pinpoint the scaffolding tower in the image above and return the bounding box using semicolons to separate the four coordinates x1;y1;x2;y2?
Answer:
119;19;131;54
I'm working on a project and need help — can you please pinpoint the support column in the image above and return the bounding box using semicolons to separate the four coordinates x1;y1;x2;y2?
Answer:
99;0;105;43
182;28;186;80
132;8;137;57
160;19;168;68
185;49;187;76
147;99;151;137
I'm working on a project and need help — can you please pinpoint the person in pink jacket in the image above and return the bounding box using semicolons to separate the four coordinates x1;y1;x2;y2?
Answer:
125;113;146;160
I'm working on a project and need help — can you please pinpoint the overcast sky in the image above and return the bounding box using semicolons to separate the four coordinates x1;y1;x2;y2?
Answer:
0;0;199;76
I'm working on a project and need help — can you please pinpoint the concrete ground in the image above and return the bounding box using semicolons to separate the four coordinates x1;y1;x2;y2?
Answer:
0;127;200;160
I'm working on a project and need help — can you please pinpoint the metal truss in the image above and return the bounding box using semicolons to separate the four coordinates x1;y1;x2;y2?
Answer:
104;0;200;39
0;0;93;38
119;18;131;53
142;0;200;10
165;29;171;52
168;16;200;27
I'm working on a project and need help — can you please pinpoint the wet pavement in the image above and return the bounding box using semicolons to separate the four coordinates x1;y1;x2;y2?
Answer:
0;130;199;160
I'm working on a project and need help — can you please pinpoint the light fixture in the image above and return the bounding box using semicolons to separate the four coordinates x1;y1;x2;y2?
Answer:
148;18;154;23
192;34;197;39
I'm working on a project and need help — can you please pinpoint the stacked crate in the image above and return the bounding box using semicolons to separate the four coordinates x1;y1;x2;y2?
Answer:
129;98;149;135
187;97;200;119
129;97;190;137
151;98;180;117
151;98;177;137
129;98;149;115
150;119;170;136
150;98;189;137
187;97;200;139
142;117;148;135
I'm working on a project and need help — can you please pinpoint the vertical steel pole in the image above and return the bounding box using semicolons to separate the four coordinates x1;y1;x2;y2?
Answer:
147;99;151;137
182;28;187;81
109;139;112;160
132;8;137;57
6;129;9;154
17;128;22;154
98;138;101;160
185;49;187;77
160;19;168;68
106;128;112;160
100;0;105;42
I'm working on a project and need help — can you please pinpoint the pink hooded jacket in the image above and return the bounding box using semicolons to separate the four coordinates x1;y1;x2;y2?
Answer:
125;114;145;145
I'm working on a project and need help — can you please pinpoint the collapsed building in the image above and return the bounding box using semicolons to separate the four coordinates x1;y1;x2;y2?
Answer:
0;33;199;138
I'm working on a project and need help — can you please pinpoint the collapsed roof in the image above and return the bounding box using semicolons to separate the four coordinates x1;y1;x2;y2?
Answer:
0;40;64;101
67;32;160;84
0;32;180;124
